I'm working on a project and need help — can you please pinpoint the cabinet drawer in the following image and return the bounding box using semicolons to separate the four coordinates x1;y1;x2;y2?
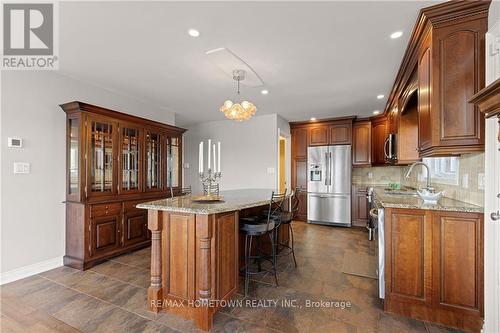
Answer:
123;200;147;213
90;203;122;217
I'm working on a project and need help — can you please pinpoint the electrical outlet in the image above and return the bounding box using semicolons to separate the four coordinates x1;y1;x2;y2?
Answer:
183;162;190;169
368;172;373;179
462;173;469;189
13;162;30;174
478;173;485;190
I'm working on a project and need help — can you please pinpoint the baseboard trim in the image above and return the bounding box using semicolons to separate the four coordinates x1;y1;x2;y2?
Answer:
0;256;63;285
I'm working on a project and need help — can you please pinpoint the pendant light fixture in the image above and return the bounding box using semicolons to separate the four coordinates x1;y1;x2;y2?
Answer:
219;70;256;121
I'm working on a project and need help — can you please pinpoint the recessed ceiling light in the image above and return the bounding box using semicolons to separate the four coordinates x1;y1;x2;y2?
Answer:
390;31;403;39
373;110;381;115
310;117;316;121
377;94;385;99
188;29;200;37
261;89;269;95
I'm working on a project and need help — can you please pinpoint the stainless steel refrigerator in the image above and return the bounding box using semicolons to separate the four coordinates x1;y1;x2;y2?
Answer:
307;145;351;227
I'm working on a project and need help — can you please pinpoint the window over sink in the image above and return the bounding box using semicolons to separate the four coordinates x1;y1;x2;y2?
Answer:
422;157;459;185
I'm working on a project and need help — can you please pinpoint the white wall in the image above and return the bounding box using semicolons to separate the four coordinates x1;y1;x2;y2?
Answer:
184;114;289;194
0;71;176;279
489;0;499;30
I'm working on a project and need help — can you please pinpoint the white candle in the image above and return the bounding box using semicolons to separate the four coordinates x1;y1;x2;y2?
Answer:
207;139;211;170
212;144;216;171
199;141;203;173
217;142;221;172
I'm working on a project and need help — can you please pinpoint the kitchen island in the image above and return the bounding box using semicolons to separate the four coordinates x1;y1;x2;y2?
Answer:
137;189;283;331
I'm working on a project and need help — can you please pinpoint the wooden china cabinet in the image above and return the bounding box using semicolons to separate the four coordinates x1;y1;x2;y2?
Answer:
61;101;186;270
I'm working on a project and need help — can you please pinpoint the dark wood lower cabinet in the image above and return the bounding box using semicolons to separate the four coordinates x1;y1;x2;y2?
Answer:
384;208;483;332
351;185;369;227
65;197;163;270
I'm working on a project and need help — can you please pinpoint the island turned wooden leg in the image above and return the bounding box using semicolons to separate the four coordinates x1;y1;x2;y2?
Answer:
195;214;214;331
148;210;163;313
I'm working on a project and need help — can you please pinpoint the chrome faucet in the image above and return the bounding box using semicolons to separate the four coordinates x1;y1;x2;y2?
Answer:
404;162;434;193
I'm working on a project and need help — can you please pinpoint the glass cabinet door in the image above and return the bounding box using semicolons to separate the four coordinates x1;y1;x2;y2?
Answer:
166;136;180;188
120;126;141;192
145;131;162;190
68;117;80;199
89;119;115;194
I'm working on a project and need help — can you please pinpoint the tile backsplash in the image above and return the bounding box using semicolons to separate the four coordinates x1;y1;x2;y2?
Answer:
352;152;485;207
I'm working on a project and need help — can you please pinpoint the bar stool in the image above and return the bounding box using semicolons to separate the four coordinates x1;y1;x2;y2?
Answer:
239;191;286;296
275;189;300;267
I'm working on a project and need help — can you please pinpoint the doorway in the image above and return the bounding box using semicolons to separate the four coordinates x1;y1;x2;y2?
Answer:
279;136;286;193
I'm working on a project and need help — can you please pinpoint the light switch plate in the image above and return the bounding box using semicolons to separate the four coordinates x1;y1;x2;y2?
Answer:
13;162;30;174
183;162;190;169
368;172;373;179
267;167;276;174
8;137;23;148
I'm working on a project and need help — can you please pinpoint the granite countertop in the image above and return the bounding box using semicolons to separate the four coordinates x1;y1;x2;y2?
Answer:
372;187;483;213
137;189;279;215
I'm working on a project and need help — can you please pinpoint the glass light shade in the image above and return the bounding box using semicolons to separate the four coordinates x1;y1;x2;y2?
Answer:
219;99;257;121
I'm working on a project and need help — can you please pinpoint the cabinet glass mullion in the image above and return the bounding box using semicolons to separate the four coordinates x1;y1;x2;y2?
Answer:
121;127;140;191
68;117;80;195
166;137;179;188
90;120;114;193
146;132;161;190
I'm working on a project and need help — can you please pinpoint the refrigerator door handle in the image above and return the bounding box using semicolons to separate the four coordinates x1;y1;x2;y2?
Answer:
324;152;330;186
328;152;333;186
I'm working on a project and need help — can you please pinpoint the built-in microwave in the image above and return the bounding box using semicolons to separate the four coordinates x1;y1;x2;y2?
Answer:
384;133;397;162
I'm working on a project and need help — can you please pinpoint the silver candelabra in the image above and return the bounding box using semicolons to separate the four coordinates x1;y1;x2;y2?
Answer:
199;168;222;196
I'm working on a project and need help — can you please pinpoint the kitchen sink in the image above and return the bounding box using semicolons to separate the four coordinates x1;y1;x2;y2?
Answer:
383;188;419;197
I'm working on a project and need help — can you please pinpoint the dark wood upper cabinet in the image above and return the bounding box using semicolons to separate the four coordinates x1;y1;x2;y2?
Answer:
383;1;488;158
291;127;308;159
309;125;329;146
60;101;186;270
352;120;371;166
397;91;420;165
371;116;387;165
329;122;352;145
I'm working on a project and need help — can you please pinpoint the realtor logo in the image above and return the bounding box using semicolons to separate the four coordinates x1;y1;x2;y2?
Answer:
2;2;58;69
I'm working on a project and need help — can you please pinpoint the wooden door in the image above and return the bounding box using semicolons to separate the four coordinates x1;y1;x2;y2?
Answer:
329;123;352;145
309;125;329;146
89;203;122;257
371;117;387;165
291;128;308;159
351;185;368;227
123;201;148;246
385;208;432;306
418;34;432;152
86;115;118;198
434;19;485;148
387;107;399;135
352;121;371;166
432;211;483;313
397;92;420;165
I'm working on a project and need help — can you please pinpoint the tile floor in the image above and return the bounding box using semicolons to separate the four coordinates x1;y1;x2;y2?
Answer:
1;222;466;333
